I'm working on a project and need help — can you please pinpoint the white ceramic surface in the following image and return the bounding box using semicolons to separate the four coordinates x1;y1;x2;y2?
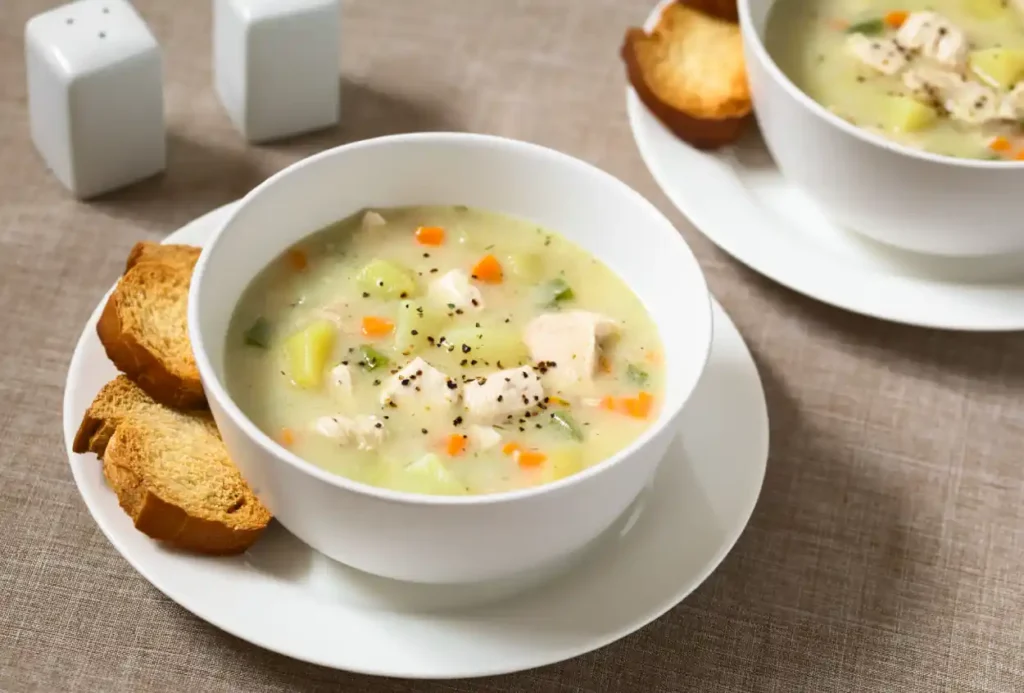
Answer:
214;0;341;143
25;0;165;199
739;0;1024;257
189;133;713;585
63;204;768;676
627;5;1024;331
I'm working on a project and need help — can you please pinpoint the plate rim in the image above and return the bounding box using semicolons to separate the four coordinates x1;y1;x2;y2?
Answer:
62;201;768;678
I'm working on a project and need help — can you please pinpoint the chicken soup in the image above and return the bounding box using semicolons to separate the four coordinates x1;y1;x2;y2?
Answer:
766;0;1024;160
225;206;664;496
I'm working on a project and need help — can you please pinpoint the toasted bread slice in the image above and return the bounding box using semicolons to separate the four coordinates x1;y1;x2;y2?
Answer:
622;2;751;149
98;243;205;410
125;241;201;273
74;376;271;554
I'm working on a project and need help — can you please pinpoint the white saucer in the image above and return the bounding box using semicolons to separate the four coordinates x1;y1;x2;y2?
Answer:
62;202;768;678
627;3;1024;331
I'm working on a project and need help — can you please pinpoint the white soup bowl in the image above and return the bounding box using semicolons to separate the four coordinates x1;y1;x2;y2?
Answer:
739;0;1024;257
188;132;712;584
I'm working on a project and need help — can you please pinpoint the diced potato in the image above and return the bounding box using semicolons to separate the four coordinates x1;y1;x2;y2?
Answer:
394;300;449;355
355;259;419;299
880;95;938;134
283;319;336;388
389;454;467;495
438;325;530;367
505;253;543;284
538;445;585;483
969;48;1024;90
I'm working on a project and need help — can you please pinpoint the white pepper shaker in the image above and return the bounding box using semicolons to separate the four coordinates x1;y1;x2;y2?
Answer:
213;0;341;143
25;0;166;199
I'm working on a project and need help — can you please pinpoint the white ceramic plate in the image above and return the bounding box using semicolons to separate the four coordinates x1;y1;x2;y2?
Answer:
626;1;1024;331
63;202;768;678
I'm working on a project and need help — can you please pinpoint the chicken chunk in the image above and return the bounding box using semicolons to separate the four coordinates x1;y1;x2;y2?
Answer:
902;64;1003;125
999;82;1024;120
428;269;484;312
330;363;352;398
312;415;386;450
845;35;908;76
380;357;460;413
467;424;502;451
361;210;386;231
523;311;619;391
895;12;968;68
463;366;545;424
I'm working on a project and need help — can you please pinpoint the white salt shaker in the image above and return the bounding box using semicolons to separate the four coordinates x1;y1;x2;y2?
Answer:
25;0;166;199
214;0;341;143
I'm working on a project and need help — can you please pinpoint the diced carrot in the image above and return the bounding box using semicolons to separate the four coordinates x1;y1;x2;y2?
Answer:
599;395;618;412
548;396;570;407
502;441;522;456
446;434;467;456
990;136;1012;153
1015;151;1024;161
361;316;394;338
286;248;308;271
279;427;295;446
622;391;654;419
471;254;503;283
517;450;547;468
645;350;662;365
415;226;445;246
883;10;908;28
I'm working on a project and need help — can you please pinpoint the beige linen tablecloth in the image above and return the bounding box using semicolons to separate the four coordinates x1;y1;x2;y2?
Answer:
1;1;1022;691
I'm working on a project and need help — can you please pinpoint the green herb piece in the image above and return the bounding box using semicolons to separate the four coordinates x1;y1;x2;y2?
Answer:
626;363;649;387
551;410;584;441
243;317;271;348
846;18;884;35
538;277;574;307
359;345;390;371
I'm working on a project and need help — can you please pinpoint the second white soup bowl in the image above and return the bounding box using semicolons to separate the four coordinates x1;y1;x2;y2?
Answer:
189;133;712;584
740;0;1024;257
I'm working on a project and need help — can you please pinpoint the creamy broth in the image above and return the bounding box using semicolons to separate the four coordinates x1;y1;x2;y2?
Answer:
225;206;664;496
766;0;1024;160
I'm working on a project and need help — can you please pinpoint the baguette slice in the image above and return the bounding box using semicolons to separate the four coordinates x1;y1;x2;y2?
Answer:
622;2;751;149
97;242;205;410
74;376;271;555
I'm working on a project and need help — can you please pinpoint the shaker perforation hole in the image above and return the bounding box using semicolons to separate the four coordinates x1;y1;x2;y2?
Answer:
66;18;74;25
98;31;106;39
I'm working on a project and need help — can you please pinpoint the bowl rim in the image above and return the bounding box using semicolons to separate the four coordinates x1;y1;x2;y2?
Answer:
736;0;1024;169
188;131;714;507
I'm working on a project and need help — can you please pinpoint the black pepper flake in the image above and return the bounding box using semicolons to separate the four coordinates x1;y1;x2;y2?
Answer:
460;358;469;366
377;280;384;287
446;379;458;390
411;329;419;335
423;253;430;258
401;378;411;386
427;336;436;344
455;309;464;315
373;379;381;386
519;427;526;432
462;344;471;353
374;422;383;429
496;360;504;369
388;401;398;408
470;359;478;366
421;428;429;435
477;377;488;385
471;299;479;307
400;292;408;299
430;268;439;273
362;292;370;298
453;416;464;426
497;395;504;402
